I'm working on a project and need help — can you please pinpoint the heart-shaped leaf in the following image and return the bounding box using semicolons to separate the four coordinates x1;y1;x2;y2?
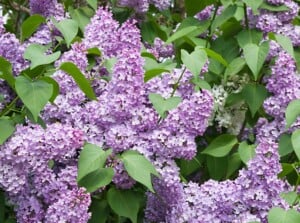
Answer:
202;134;238;157
53;19;79;47
15;76;53;121
21;14;45;42
238;141;256;164
242;83;268;117
121;150;159;192
0;119;15;145
243;42;269;80
285;99;300;128
24;44;61;69
181;49;207;77
268;207;300;223
149;93;181;118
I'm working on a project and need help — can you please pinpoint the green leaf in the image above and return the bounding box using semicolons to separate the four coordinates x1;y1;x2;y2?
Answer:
40;76;59;103
89;199;110;223
21;14;45;42
238;141;256;164
78;167;114;192
224;57;246;80
291;129;300;160
121;150;159;192
24;44;61;69
268;207;300;223
185;0;215;16
202;134;238;157
87;0;97;10
77;143;111;181
243;42;269;80
60;62;97;100
0;191;4;223
226;153;242;178
53;19;79;47
69;7;92;32
278;134;294;157
211;5;237;31
281;191;298;206
144;57;176;82
0;57;15;88
285;99;300;128
202;48;228;67
260;2;289;12
0;119;15;145
87;47;102;56
149;93;182;118
243;0;263;14
278;163;294;178
107;188;143;223
103;57;117;74
15;76;53;121
207;156;228;180
190;77;211;90
242;83;268;117
236;29;263;48
181;49;207;77
166;26;199;43
269;33;295;59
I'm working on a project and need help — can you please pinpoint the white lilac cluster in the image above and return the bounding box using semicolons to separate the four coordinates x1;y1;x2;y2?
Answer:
211;74;249;134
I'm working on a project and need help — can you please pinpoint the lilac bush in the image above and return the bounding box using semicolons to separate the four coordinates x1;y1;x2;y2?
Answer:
0;0;300;222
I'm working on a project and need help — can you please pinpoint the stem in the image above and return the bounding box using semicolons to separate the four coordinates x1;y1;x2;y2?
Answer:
206;3;219;47
0;96;19;117
8;0;30;14
243;3;249;30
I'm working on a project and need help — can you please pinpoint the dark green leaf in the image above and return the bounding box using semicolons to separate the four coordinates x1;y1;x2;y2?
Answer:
236;29;263;48
0;191;4;223
24;44;61;69
202;48;228;67
185;0;215;16
89;199;110;223
121;150;159;192
87;47;102;56
207;156;228;180
202;134;238;157
226;153;242;178
278;134;293;157
166;26;199;43
0;119;15;145
0;57;15;88
268;207;300;223
243;42;269;80
53;19;79;47
224;57;246;79
78;168;114;192
285;99;300;128
21;14;45;42
77;143;111;181
211;5;237;31
60;62;97;100
278;163;294;178
238;141;256;164
242;83;268;117
291;129;300;160
149;93;182;118
107;188;143;223
15;76;53;121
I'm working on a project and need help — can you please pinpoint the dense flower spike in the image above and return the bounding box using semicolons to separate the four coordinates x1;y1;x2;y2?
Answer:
2;1;300;222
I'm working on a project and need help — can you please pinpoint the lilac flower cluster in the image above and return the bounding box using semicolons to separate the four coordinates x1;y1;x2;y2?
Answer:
118;0;171;13
0;123;90;222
